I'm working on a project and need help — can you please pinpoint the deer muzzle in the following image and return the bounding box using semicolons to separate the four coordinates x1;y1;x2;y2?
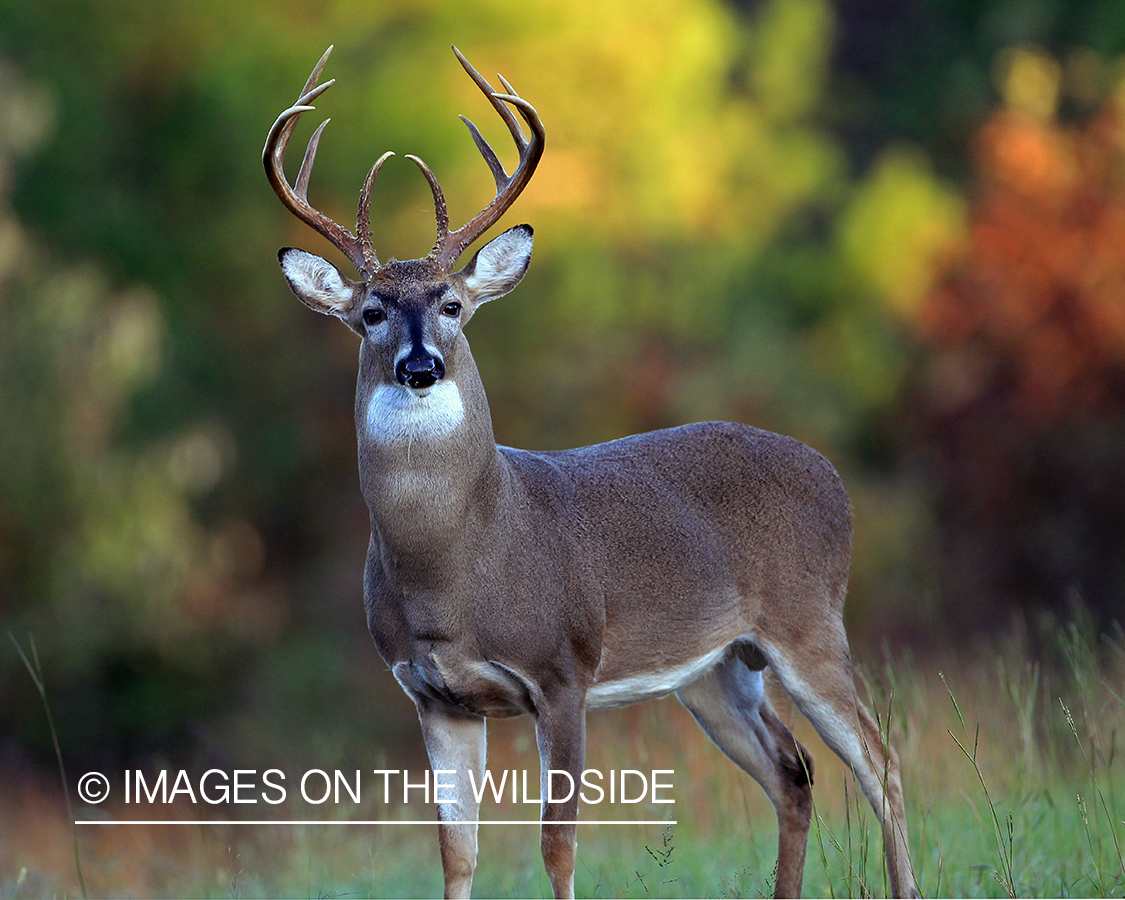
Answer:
396;354;446;390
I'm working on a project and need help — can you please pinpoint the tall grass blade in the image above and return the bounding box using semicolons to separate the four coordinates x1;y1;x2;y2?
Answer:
9;633;89;900
943;672;1016;898
1062;699;1125;889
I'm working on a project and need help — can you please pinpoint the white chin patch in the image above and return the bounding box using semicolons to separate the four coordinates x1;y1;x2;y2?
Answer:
366;381;465;443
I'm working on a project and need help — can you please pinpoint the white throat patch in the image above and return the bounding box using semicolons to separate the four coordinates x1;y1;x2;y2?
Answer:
366;381;465;443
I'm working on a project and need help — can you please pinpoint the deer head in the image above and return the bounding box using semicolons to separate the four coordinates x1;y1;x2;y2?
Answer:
263;45;543;390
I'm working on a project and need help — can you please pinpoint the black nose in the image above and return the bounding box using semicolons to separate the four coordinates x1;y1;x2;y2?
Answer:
396;355;445;389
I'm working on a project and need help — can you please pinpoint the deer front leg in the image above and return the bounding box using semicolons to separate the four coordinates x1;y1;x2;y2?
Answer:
535;691;587;900
417;703;487;899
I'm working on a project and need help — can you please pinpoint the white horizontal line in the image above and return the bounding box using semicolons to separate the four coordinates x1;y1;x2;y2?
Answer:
75;819;676;827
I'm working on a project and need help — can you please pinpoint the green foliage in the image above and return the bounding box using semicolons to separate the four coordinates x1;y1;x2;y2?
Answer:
0;0;1123;796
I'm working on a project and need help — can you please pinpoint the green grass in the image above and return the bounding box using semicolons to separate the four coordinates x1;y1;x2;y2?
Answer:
7;617;1124;898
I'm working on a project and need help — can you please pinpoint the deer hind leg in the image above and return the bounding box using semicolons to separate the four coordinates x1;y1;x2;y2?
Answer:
677;652;815;898
417;705;487;900
763;625;917;898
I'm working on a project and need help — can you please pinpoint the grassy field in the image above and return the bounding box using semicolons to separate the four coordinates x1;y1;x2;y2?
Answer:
4;616;1123;898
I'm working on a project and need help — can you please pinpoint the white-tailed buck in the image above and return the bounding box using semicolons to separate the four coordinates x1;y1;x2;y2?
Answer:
264;45;916;899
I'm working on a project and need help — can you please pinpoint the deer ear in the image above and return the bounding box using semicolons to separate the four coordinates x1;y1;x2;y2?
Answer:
454;224;533;307
279;247;361;319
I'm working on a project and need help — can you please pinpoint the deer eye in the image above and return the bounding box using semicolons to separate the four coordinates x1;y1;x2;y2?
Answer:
441;301;462;318
362;308;384;327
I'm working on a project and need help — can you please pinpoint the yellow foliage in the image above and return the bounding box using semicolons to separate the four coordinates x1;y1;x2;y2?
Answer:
273;0;844;254
995;45;1061;123
838;146;966;319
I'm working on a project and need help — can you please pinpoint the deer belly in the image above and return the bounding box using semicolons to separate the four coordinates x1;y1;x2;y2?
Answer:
586;645;728;709
392;655;534;718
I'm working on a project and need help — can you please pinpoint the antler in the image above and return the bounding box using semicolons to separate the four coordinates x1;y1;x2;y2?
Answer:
413;47;545;271
263;46;390;278
264;45;543;277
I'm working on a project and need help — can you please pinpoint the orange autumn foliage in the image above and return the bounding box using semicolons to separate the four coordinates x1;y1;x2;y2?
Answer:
920;101;1125;423
907;91;1125;625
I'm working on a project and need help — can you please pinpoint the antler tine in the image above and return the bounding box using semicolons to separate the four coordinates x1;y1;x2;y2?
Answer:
268;45;334;165
425;47;545;271
268;83;331;175
459;114;510;194
293;117;330;201
453;47;527;150
357;150;395;275
407;154;452;243
264;46;382;277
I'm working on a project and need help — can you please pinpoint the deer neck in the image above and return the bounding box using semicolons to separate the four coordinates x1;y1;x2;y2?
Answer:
355;337;502;559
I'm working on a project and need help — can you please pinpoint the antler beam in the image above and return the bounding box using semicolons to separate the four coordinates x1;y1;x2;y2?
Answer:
263;46;389;278
416;47;545;270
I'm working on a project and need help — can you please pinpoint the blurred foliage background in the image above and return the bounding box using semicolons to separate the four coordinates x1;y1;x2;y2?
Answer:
2;0;1125;773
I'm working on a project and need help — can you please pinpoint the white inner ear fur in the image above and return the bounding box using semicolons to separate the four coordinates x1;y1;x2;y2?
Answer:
280;248;357;316
457;226;533;307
